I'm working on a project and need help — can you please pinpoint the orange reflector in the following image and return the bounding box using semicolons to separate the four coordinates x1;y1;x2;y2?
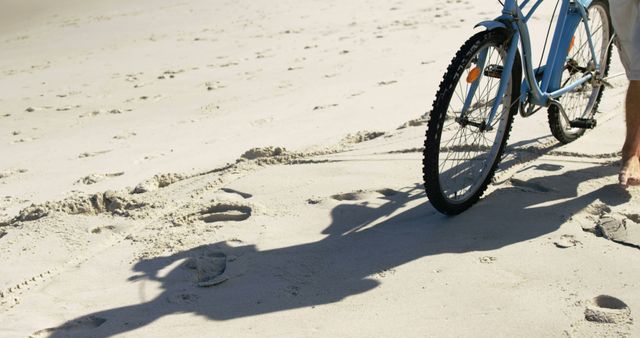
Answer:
466;67;481;83
568;36;575;52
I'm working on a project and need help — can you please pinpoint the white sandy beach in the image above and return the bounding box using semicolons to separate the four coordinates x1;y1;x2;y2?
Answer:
1;0;639;337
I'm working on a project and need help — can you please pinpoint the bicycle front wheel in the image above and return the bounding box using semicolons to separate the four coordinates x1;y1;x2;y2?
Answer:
548;0;613;143
423;29;521;215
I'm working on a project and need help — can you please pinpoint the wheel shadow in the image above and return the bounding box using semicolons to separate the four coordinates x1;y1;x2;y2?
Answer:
44;163;630;338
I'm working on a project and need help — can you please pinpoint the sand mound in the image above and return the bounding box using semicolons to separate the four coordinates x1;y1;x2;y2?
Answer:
236;136;388;167
3;191;147;225
397;115;428;130
237;146;311;165
240;146;288;160
133;173;188;193
341;131;385;144
582;213;640;249
331;189;398;201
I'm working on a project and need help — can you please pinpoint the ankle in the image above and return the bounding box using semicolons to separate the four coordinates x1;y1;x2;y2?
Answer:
622;143;638;157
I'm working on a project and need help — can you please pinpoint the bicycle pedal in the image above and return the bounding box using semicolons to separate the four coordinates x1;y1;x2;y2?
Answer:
483;64;503;78
569;118;597;129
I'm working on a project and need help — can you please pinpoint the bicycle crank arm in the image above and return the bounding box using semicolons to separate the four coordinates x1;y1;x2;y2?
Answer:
549;99;571;125
549;99;597;130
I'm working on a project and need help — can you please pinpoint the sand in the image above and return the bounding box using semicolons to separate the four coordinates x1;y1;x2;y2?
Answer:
1;0;639;337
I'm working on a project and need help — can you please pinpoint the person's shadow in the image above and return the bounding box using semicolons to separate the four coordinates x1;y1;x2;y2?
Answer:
42;163;629;338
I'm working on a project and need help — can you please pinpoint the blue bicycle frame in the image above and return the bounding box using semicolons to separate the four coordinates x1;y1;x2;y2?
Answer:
468;0;602;126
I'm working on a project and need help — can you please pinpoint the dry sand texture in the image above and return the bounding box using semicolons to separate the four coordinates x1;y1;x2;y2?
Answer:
1;0;639;337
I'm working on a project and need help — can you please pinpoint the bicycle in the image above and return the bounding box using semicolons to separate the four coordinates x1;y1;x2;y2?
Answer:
422;0;615;215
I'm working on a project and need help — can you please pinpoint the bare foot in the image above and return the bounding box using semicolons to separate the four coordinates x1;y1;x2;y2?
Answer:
619;155;640;187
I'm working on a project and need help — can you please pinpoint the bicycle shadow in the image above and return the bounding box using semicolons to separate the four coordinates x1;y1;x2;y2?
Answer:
44;163;629;338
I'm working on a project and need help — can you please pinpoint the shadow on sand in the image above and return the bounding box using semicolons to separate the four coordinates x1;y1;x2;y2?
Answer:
42;163;629;337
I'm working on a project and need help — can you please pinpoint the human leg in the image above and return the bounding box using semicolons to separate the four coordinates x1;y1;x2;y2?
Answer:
620;81;640;187
610;0;640;186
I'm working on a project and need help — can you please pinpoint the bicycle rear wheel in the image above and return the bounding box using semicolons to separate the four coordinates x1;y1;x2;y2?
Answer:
423;29;521;215
548;0;613;143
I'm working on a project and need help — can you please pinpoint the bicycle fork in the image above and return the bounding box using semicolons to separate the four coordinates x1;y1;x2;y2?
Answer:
458;33;520;131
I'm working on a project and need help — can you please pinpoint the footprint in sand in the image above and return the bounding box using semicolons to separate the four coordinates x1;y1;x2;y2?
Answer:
479;256;497;264
198;204;252;223
509;178;553;193
112;132;137;140
157;69;184;79
218;62;239;68
205;81;226;91
331;188;397;202
200;103;221;114
167;292;200;304
250;117;274;127
14;137;38;144
181;250;228;287
30;316;107;338
584;213;640;249
56;105;81;112
172;200;254;227
78;150;112;159
569;295;634;336
585;295;632;324
79;109;124;118
76;172;124;185
312;104;338;111
584;203;612;217
377;80;397;86
90;225;118;234
0;169;28;180
220;188;253;199
194;251;228;287
553;234;581;249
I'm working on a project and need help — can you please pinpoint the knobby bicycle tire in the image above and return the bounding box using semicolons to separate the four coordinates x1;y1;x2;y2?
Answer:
423;29;521;215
